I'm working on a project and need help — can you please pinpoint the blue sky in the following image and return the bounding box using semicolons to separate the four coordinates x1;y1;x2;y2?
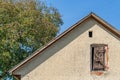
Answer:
43;0;120;34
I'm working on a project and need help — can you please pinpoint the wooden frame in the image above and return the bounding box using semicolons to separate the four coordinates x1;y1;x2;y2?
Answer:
91;44;108;71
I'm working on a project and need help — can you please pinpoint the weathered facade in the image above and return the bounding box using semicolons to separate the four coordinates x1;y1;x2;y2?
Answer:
9;13;120;80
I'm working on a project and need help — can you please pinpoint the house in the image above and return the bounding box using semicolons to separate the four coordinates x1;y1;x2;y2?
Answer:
9;13;120;80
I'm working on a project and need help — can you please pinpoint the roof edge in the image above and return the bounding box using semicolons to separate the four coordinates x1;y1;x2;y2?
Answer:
91;13;120;37
8;12;120;74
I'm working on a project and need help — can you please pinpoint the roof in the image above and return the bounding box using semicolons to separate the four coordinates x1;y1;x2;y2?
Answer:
8;12;120;74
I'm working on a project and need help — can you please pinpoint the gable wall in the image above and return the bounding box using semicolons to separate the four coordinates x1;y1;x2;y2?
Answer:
14;18;120;80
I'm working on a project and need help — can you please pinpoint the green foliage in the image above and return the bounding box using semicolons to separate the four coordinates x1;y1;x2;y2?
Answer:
0;0;63;79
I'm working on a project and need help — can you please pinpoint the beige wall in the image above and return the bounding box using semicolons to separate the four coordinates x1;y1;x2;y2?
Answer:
14;18;120;80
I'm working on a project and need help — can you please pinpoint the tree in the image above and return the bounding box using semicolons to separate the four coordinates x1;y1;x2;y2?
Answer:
0;0;63;78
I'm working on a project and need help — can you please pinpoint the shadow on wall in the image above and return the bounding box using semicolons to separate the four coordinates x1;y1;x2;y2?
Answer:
16;18;94;78
14;18;120;78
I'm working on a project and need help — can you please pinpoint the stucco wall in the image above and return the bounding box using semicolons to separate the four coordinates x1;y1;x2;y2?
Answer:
14;18;120;80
